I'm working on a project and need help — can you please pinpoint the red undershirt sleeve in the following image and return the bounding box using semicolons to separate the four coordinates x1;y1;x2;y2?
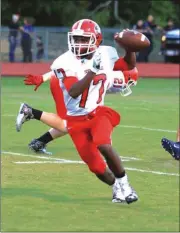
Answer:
113;57;129;71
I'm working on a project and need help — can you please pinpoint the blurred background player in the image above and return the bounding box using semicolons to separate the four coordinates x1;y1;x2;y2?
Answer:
161;127;180;160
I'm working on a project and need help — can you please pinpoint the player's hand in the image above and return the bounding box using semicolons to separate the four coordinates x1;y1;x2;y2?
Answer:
91;51;101;73
123;68;138;85
24;74;43;91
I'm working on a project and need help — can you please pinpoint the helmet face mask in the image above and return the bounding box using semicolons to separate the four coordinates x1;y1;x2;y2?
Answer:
120;80;137;97
68;32;97;56
68;19;102;57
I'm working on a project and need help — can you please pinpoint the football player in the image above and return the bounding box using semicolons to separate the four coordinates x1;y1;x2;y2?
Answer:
16;19;139;204
23;36;138;155
161;127;180;160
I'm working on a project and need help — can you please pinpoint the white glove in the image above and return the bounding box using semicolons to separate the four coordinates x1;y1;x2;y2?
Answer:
91;51;101;73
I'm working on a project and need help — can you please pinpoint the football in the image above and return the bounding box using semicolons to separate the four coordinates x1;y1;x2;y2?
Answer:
114;30;150;52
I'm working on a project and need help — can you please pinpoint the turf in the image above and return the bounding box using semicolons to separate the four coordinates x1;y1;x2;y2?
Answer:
1;77;179;232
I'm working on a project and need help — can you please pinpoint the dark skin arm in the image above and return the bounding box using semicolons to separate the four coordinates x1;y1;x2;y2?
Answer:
69;70;96;98
124;50;136;70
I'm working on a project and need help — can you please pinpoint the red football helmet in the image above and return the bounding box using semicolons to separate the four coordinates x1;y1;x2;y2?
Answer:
68;19;103;57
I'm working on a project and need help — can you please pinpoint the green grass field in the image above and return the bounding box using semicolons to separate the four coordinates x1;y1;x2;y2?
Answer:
1;77;179;232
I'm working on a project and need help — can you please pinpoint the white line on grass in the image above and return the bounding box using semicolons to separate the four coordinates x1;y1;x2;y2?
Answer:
125;167;179;176
2;151;139;162
2;114;16;117
13;160;179;177
2;151;179;177
15;160;84;164
119;125;176;133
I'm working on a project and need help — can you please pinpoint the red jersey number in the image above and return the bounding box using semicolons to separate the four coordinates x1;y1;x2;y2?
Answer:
79;74;107;108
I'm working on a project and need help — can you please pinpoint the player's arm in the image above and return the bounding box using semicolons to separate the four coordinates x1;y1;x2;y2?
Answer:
123;50;136;69
113;52;136;71
68;71;97;98
24;71;55;91
109;68;138;96
68;52;101;98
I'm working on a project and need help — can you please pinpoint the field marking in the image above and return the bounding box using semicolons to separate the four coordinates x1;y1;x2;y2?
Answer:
2;151;179;177
15;160;84;164
125;167;179;176
13;160;179;177
2;114;16;117
2;151;140;162
119;125;176;133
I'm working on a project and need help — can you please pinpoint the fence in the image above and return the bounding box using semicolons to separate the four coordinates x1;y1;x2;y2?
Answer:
1;26;164;63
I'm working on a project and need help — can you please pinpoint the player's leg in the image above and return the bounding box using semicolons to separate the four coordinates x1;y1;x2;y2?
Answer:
29;128;67;155
161;127;180;161
28;75;67;154
91;115;138;204
69;127;125;203
70;130;114;185
16;103;67;133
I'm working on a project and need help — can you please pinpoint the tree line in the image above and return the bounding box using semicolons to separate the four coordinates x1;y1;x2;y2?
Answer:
2;0;179;27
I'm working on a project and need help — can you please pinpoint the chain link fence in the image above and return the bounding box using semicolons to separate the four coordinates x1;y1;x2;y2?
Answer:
1;26;164;63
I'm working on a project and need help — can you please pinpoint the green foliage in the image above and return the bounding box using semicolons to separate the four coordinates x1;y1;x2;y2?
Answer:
91;8;111;27
1;0;179;27
149;0;179;26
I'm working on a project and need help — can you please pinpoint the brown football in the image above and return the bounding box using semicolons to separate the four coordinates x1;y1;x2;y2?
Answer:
114;30;150;52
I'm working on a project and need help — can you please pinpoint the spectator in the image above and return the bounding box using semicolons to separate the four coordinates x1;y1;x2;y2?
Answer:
133;20;146;33
133;19;150;62
160;18;176;55
163;17;176;33
140;15;158;62
20;17;34;62
36;36;44;62
8;14;20;62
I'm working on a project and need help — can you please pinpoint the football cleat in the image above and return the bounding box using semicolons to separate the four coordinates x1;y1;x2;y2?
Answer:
16;103;34;132
118;175;138;204
28;139;52;155
161;138;180;161
112;179;126;203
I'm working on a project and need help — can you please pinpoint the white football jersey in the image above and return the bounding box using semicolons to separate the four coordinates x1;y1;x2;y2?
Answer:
50;45;124;116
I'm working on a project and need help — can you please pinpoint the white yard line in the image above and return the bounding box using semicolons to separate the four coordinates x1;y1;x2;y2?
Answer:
125;167;179;177
2;114;16;117
13;160;179;177
2;151;179;177
2;151;140;162
119;125;176;133
14;160;84;164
